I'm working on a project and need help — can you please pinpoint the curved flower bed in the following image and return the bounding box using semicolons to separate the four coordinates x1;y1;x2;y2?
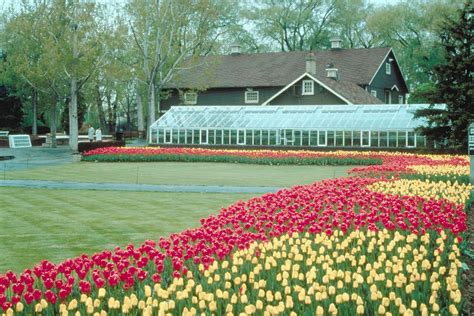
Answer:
0;149;471;315
82;147;384;165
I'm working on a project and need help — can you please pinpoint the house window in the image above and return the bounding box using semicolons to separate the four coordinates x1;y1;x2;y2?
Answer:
184;92;197;105
399;95;404;104
245;90;259;104
371;90;377;98
386;63;391;75
302;80;314;95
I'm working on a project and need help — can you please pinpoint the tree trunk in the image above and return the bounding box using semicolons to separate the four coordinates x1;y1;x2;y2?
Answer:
112;98;118;133
96;84;107;132
69;21;79;152
147;81;156;131
69;76;79;152
32;89;38;136
106;92;113;133
136;83;144;138
50;95;57;148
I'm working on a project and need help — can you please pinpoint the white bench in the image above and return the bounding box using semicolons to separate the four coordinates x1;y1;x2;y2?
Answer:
0;131;9;137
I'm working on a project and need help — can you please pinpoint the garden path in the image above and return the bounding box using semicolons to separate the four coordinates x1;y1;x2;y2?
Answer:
0;179;281;193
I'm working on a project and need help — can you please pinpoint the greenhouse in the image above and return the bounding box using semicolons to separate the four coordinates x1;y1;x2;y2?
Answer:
149;104;444;149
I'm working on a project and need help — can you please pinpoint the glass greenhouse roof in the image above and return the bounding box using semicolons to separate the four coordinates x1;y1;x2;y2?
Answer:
150;104;445;131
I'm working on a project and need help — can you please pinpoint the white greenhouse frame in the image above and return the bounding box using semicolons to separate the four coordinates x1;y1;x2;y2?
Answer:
149;104;444;149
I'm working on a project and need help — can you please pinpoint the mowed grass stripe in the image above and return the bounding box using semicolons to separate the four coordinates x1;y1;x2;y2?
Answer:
3;162;352;187
0;187;255;272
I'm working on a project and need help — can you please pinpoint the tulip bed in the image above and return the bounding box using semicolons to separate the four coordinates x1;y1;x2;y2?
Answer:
1;149;471;315
81;147;383;165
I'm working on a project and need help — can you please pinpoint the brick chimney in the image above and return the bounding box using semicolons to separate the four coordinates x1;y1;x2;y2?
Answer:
305;52;316;75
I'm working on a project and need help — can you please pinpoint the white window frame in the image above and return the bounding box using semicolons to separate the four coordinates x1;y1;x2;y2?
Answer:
399;95;404;104
199;129;208;144
406;131;416;148
245;90;259;104
361;130;370;147
385;63;391;75
164;129;172;144
237;129;246;145
371;90;377;98
326;69;338;78
184;92;197;105
302;80;314;95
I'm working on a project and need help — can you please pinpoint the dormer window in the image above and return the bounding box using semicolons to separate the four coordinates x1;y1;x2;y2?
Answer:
386;62;391;75
184;92;197;104
245;90;259;104
302;80;314;95
231;44;241;54
330;38;342;50
326;68;338;79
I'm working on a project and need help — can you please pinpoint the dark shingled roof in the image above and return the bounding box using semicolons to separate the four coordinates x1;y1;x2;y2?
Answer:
168;47;391;88
316;77;382;105
166;47;392;104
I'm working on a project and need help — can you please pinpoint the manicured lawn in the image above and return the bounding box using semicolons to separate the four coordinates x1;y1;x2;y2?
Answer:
0;187;254;273
2;162;353;187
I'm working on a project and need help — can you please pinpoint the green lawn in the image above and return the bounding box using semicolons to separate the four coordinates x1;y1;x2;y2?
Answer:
0;187;255;273
3;162;353;187
0;162;355;273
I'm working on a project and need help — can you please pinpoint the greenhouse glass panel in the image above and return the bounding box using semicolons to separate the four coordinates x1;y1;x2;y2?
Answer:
335;131;343;147
407;131;415;147
172;130;179;144
269;130;277;145
302;131;310;146
191;130;198;144
397;131;406;148
151;130;157;144
388;132;397;147
253;130;261;145
310;131;318;146
294;130;302;146
200;129;208;144
215;130;223;144
164;129;172;144
237;130;246;145
361;131;370;147
379;131;388;147
229;130;236;144
371;131;379;147
327;131;335;147
223;130;230;145
246;130;253;145
344;131;352;147
186;130;193;144
353;131;361;147
318;131;327;146
178;130;186;144
262;130;269;145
